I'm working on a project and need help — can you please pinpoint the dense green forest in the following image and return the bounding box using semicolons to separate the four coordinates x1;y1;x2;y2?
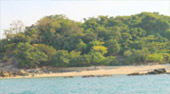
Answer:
0;12;170;68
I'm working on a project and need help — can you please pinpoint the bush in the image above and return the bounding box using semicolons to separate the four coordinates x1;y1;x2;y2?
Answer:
70;54;91;67
88;52;105;65
102;56;119;65
37;44;56;65
146;53;163;63
50;50;70;67
16;43;48;68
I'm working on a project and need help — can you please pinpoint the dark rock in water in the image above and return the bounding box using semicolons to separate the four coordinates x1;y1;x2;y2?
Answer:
147;71;155;74
166;72;170;74
127;72;144;76
154;68;166;74
64;76;73;78
147;68;166;75
128;68;167;76
96;74;112;77
82;74;112;77
82;75;95;78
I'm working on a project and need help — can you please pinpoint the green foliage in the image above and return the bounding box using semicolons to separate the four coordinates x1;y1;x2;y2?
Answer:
87;41;105;53
102;56;119;65
106;39;120;56
165;29;170;40
70;54;91;66
69;50;81;65
37;44;56;65
88;52;106;65
146;53;164;63
161;53;170;63
1;12;170;68
123;50;132;57
123;48;150;65
92;46;108;55
15;43;48;68
50;50;70;67
76;40;87;54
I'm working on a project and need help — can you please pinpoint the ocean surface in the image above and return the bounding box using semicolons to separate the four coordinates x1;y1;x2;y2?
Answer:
0;74;170;94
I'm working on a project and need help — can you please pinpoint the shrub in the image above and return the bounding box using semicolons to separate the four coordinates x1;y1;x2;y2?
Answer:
146;53;163;63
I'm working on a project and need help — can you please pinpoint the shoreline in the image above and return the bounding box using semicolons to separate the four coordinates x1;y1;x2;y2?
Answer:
1;64;170;79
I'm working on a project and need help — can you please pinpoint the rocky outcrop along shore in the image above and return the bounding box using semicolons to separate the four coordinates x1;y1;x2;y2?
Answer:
127;68;168;76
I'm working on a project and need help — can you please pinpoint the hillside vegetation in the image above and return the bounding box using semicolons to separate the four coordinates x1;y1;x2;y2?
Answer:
0;12;170;68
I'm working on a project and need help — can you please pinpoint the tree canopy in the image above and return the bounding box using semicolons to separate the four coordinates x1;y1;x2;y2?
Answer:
0;12;170;68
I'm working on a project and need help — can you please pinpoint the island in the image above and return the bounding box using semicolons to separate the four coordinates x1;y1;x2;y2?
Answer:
0;12;170;79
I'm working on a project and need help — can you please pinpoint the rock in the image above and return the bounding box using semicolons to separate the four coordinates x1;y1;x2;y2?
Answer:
8;71;15;77
166;72;170;74
147;71;156;74
64;76;73;78
16;69;29;76
147;68;166;75
128;68;167;76
82;75;95;78
96;74;112;77
37;71;44;74
27;69;38;73
154;68;166;74
43;70;49;73
32;74;35;77
103;74;112;77
0;71;10;77
49;71;53;74
127;72;141;76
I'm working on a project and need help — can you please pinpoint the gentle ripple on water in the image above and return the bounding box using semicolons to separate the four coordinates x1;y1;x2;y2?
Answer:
0;74;170;94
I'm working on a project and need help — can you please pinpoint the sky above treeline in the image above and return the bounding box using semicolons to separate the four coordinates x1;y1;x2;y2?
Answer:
0;0;170;38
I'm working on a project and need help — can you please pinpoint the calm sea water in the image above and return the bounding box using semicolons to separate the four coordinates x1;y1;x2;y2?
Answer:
0;74;170;94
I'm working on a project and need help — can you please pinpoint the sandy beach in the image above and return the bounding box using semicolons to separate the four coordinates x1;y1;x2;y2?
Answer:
1;64;170;79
